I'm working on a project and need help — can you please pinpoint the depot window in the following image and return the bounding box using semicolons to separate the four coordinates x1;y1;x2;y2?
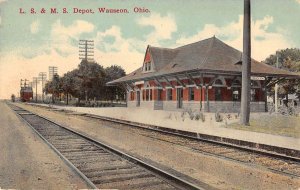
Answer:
130;91;134;101
167;89;172;100
142;90;145;101
144;62;151;72
146;89;149;101
215;87;222;101
157;89;162;101
149;89;152;101
188;87;194;101
251;89;258;101
232;88;241;101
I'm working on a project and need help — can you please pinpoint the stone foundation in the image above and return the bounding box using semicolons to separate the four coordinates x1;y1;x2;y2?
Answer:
127;100;266;113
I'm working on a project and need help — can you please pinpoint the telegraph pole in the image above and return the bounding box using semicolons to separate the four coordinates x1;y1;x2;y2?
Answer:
275;54;279;113
38;72;47;103
49;66;58;81
240;0;251;126
20;79;23;89
79;40;94;62
33;77;39;102
20;79;29;88
79;39;94;103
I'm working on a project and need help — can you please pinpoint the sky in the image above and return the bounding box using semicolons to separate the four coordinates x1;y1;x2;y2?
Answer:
0;0;300;99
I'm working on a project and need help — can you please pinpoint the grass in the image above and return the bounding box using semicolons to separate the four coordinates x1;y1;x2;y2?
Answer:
223;114;300;138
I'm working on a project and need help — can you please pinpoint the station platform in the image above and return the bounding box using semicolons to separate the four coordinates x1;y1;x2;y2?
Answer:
28;103;300;157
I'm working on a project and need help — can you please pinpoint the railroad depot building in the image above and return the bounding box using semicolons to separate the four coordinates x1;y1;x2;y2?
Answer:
107;37;299;112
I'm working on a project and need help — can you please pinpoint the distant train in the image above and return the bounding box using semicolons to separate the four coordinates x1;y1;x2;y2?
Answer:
20;87;33;102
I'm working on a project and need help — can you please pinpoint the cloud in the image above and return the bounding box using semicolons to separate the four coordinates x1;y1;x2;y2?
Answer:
0;23;144;99
137;13;177;45
95;26;144;72
176;15;292;61
296;0;300;4
30;20;40;34
51;19;95;56
0;19;96;98
93;18;177;73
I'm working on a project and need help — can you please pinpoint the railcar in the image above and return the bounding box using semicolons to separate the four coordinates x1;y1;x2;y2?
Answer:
20;87;33;102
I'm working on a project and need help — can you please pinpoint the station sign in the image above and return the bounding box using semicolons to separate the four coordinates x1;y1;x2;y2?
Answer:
134;81;145;85
250;76;265;80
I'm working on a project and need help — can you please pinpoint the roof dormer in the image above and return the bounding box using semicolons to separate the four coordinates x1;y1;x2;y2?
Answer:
142;46;155;73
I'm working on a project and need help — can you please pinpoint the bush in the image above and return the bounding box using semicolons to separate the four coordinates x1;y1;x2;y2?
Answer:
195;112;205;122
287;106;297;116
215;111;223;122
187;108;194;120
181;111;186;121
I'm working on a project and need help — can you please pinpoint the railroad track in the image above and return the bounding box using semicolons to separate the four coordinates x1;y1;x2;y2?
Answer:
12;103;300;180
8;103;207;190
70;111;300;179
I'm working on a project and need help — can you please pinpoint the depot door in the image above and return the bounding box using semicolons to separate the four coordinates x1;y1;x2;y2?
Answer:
136;91;140;107
177;88;183;109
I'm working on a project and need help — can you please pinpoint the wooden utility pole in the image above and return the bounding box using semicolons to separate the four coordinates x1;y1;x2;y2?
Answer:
79;40;94;62
49;66;58;81
32;77;39;102
275;55;279;112
79;39;94;103
240;0;251;125
38;72;47;102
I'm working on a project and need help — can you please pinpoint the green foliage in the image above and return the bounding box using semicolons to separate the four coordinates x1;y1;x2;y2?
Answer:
264;48;300;101
45;74;62;103
215;111;223;122
11;94;15;102
187;108;194;120
104;65;126;101
195;112;205;122
45;60;126;105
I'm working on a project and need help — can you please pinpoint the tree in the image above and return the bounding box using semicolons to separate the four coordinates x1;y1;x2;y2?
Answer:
11;94;15;102
264;48;300;104
55;60;126;105
61;69;81;105
104;65;126;101
45;74;62;103
75;60;106;102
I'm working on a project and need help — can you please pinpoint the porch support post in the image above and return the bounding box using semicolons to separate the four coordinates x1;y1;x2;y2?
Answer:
200;86;202;111
205;86;209;112
263;79;268;112
200;73;204;86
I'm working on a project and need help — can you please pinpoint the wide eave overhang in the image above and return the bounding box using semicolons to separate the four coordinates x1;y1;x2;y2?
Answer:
107;68;300;86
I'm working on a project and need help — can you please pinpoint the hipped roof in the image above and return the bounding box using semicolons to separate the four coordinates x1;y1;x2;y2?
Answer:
108;36;299;85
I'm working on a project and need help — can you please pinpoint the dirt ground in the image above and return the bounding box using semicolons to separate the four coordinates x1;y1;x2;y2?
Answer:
14;102;300;190
0;101;89;190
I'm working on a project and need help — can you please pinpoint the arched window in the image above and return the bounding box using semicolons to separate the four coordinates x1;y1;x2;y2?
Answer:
215;79;223;85
213;77;226;87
